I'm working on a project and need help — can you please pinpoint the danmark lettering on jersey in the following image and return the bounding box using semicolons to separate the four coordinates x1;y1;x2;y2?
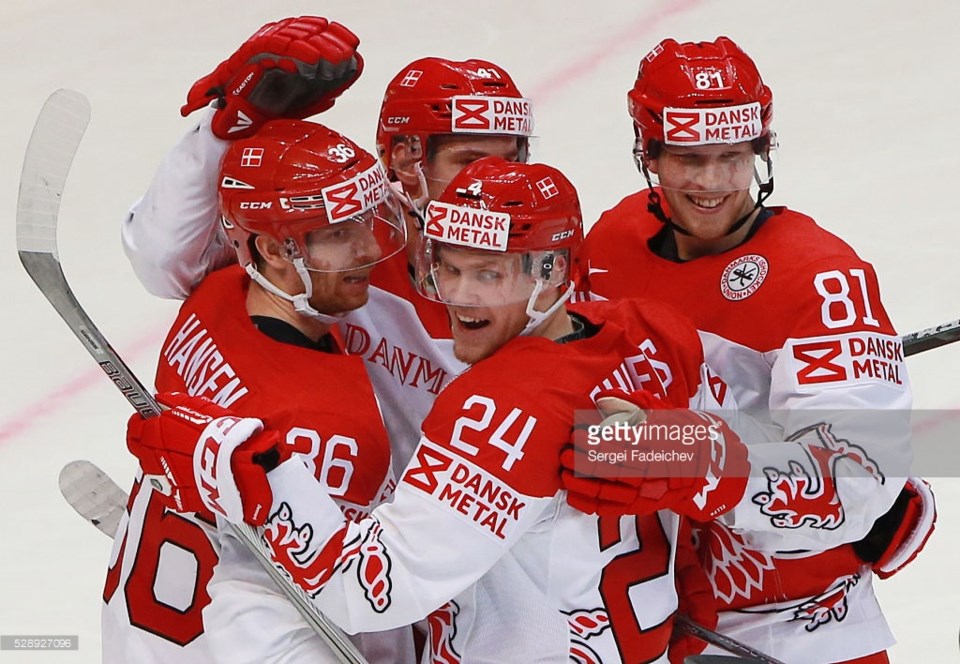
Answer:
163;313;249;407
343;323;449;395
664;102;761;145
425;201;510;251
720;254;768;300
787;332;905;389
321;162;389;223
403;441;527;540
451;95;534;136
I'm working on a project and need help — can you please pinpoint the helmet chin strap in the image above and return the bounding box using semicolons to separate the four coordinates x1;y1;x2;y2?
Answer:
632;133;775;239
244;259;344;325
390;179;426;232
521;280;576;336
410;161;432;216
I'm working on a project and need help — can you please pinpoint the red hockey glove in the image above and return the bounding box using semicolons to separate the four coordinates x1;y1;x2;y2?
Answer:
126;392;287;525
562;389;750;521
669;521;716;664
853;477;936;579
181;16;363;139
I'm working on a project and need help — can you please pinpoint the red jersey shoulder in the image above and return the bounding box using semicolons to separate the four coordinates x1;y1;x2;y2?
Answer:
745;210;896;337
418;334;628;498
571;298;704;407
577;191;658;285
157;266;393;507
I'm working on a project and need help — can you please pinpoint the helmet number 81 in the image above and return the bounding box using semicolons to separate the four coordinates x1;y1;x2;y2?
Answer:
695;70;725;90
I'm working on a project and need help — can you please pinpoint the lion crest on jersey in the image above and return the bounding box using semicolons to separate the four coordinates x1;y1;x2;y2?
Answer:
720;254;768;301
751;423;884;530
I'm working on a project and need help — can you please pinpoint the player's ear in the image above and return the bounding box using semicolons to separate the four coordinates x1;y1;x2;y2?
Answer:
391;138;423;189
253;235;288;269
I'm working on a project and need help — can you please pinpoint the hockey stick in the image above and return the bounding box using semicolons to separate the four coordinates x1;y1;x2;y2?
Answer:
17;89;367;664
676;616;785;664
59;460;128;538
902;318;960;357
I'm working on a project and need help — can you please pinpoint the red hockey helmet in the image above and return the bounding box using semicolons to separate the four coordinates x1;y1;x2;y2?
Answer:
376;58;534;177
218;119;405;273
628;36;773;156
416;156;581;316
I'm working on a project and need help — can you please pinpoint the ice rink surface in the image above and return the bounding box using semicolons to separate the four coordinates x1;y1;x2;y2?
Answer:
1;1;958;661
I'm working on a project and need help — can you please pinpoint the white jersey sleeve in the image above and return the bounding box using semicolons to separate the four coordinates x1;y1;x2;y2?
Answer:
710;332;912;553
218;453;557;636
121;107;234;299
206;522;415;664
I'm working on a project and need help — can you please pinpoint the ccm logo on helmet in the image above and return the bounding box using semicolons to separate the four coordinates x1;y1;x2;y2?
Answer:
551;230;575;242
239;201;273;210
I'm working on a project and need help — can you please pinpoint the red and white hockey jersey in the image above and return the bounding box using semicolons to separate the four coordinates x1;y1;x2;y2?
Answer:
102;266;401;663
211;299;733;663
576;191;913;663
121;110;466;477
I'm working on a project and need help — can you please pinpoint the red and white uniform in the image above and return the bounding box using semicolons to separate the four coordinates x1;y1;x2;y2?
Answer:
577;193;913;663
102;266;403;663
121;111;466;477
214;299;731;663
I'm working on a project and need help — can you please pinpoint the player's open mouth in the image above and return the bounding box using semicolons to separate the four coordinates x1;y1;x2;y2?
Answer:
687;194;727;210
454;312;490;331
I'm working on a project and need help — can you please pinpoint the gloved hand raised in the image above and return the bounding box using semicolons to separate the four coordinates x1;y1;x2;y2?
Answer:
127;392;287;525
562;389;750;521
181;16;363;139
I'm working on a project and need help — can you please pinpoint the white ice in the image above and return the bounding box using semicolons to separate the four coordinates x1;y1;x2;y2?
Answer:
1;1;957;661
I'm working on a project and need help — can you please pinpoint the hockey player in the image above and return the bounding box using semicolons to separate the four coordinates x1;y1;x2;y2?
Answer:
129;156;735;663
569;36;935;664
125;52;535;476
104;118;413;663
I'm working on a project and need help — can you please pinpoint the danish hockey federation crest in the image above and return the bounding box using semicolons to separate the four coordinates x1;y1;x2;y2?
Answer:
720;254;768;301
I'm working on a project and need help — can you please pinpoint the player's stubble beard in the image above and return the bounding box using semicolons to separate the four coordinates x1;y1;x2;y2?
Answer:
448;302;529;365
